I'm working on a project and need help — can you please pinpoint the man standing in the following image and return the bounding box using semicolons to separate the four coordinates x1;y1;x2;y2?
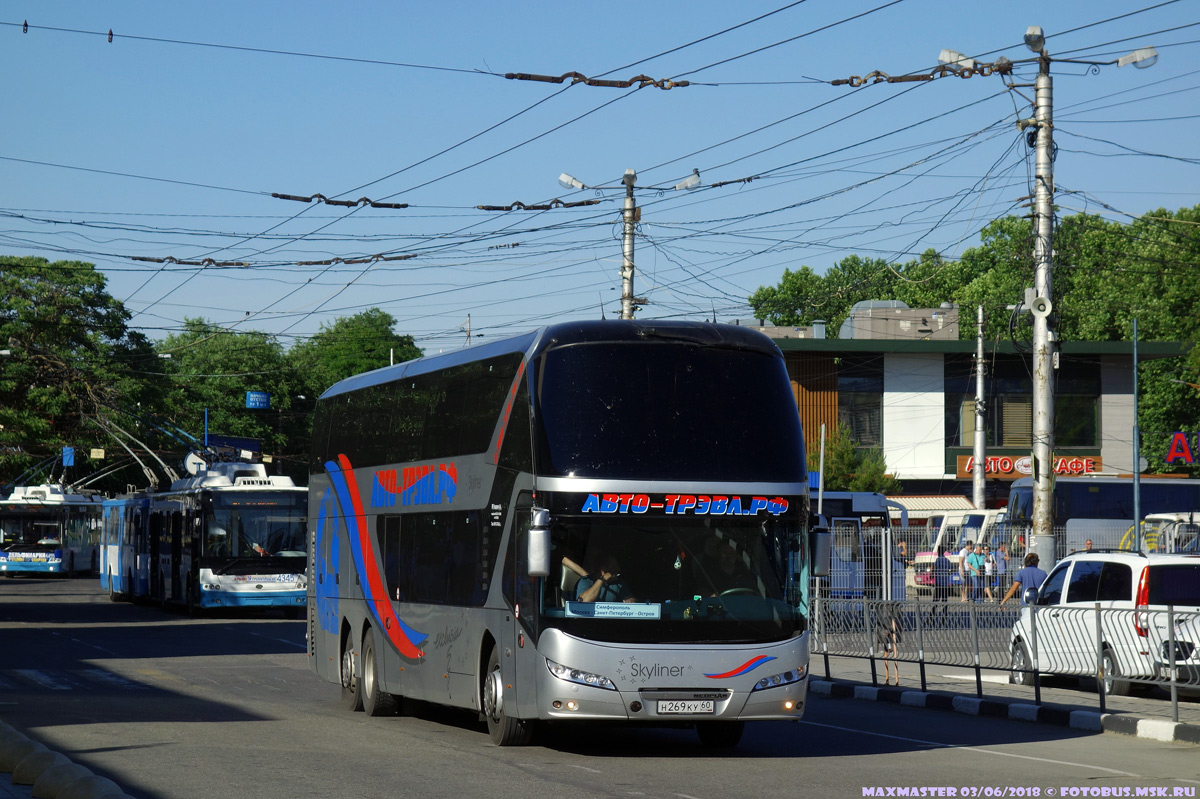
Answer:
957;540;973;602
994;541;1010;598
1000;553;1048;606
967;544;986;603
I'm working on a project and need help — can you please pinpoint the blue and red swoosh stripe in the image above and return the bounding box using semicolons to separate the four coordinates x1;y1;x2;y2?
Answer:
327;454;427;659
703;655;776;679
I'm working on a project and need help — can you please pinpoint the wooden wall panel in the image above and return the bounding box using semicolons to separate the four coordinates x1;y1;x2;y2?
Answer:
785;354;839;462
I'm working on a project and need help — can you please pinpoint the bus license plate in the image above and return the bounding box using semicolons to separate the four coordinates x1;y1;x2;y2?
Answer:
657;700;714;715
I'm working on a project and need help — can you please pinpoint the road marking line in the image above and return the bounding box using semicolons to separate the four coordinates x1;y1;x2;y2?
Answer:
798;720;1141;776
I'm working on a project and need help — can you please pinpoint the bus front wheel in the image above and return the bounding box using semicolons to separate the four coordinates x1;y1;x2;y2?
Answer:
361;628;400;717
483;647;533;746
341;637;363;712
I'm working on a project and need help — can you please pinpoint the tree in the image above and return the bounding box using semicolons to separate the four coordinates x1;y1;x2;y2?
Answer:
156;319;301;479
808;423;901;494
749;206;1200;475
0;256;164;486
289;308;422;402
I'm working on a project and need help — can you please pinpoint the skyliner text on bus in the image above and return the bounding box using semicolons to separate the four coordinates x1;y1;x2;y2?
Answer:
100;460;308;612
307;320;830;747
0;483;104;576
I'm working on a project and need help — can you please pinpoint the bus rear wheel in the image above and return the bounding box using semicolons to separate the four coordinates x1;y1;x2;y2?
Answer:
482;647;533;746
696;721;744;748
361;628;400;717
341;637;363;712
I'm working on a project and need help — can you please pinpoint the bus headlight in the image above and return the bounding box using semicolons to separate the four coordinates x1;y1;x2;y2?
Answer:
751;664;807;692
546;658;616;691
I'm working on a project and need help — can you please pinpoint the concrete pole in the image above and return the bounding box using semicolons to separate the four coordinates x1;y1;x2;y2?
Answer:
621;169;637;320
1030;55;1058;566
973;305;987;509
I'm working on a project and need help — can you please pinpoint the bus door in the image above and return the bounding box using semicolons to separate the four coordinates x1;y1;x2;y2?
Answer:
501;499;539;720
100;507;116;587
130;506;148;597
828;518;864;599
149;511;163;601
168;511;183;601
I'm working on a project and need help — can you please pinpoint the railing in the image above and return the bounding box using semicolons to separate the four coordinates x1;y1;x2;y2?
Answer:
811;598;1199;721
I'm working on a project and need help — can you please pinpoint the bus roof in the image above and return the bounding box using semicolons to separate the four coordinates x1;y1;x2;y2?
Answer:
319;320;783;401
0;484;105;506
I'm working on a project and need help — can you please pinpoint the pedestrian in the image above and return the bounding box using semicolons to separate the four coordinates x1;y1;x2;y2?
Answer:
967;544;986;602
932;546;952;604
957;540;973;602
994;541;1009;597
982;545;996;601
873;600;903;686
999;553;1049;606
1085;538;1094;551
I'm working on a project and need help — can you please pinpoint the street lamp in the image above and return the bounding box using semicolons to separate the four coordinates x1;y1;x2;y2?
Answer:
937;28;1158;566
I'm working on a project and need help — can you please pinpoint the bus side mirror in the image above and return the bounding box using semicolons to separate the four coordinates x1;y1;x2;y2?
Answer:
527;508;550;577
811;526;832;577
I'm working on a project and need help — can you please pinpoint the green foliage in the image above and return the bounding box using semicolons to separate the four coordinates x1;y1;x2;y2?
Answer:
290;308;422;401
154;319;300;480
0;256;165;482
808;423;902;494
750;205;1200;475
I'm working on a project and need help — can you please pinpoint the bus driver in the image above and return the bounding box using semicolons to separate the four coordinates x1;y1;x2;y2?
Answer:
562;554;634;602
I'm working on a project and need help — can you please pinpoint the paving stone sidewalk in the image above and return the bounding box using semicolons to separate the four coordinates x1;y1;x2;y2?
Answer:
812;653;1200;745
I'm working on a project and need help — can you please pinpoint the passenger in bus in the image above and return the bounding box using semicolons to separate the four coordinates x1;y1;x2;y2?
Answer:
562;554;634;602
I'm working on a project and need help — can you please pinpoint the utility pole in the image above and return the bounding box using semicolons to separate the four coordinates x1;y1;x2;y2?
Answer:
973;305;987;509
620;168;638;320
560;167;665;321
1133;317;1141;550
830;29;1157;563
1028;37;1057;565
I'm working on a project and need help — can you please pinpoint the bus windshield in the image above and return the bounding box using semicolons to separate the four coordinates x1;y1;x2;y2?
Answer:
537;502;805;645
536;340;806;481
206;491;308;558
0;516;59;547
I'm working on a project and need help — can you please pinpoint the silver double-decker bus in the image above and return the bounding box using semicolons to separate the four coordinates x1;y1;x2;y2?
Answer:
307;320;825;747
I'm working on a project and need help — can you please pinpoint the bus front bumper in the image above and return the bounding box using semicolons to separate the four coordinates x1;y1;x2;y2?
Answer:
0;561;63;573
537;674;808;722
199;588;306;608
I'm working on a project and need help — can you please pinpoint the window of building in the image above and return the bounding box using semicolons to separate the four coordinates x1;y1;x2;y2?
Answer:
944;356;1098;448
837;355;883;448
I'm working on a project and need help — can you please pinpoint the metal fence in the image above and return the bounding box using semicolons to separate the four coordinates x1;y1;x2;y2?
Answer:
811;598;1200;721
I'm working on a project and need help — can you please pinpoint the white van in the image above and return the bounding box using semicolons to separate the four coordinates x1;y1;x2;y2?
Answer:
1009;550;1200;695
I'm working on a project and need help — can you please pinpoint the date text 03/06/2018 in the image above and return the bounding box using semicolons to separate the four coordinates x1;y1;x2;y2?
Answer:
861;789;1196;798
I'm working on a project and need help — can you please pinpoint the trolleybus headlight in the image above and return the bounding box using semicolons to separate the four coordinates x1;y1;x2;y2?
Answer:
750;664;807;692
546;658;616;691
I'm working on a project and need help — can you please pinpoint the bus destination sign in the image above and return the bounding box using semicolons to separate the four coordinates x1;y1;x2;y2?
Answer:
580;493;790;516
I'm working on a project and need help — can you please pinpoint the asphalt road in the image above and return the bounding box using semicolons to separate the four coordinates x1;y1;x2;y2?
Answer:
1;577;1198;799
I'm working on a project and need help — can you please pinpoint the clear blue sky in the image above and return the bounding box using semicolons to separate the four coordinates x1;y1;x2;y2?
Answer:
4;1;1197;352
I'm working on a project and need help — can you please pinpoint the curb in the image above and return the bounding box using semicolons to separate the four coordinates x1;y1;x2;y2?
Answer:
809;679;1200;746
0;722;133;799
